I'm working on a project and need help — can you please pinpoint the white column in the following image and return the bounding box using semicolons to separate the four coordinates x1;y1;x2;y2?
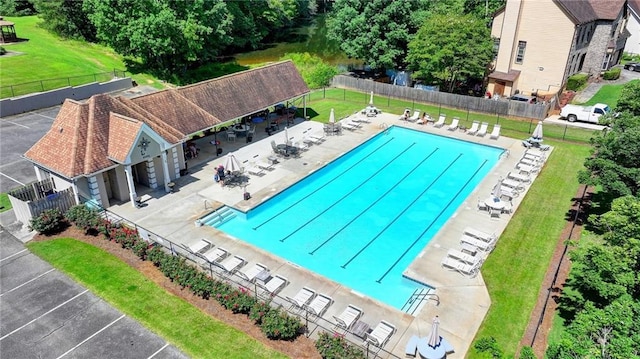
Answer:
161;150;172;192
33;166;43;182
87;176;103;207
171;147;181;178
124;165;138;207
146;159;158;189
71;180;80;205
303;96;307;119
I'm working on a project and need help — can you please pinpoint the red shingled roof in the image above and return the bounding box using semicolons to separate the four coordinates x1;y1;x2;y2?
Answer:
25;61;309;179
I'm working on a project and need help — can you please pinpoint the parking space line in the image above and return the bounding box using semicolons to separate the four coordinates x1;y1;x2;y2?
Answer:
0;289;89;341
0;249;27;262
0;172;25;186
147;343;169;358
30;111;55;120
3;120;30;129
56;314;125;359
0;268;55;297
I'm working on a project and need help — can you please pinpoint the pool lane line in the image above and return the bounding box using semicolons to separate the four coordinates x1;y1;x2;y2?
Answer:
341;153;462;268
309;147;439;254
252;137;396;230
279;142;418;243
375;159;489;284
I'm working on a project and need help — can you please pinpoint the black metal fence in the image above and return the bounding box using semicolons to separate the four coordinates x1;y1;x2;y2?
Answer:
85;200;401;359
1;69;127;98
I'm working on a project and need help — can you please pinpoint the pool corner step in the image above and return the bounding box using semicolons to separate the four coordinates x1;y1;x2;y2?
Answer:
202;207;237;227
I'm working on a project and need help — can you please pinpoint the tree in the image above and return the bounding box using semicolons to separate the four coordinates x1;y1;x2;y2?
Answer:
84;0;233;76
577;113;640;197
615;80;640;116
280;52;338;88
34;0;96;41
406;13;493;92
326;0;431;70
463;0;506;20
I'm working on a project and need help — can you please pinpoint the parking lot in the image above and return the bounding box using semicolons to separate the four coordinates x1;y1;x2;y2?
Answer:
0;228;188;359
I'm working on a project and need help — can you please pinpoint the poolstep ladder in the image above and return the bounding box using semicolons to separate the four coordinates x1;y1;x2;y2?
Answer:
401;287;439;316
204;207;237;228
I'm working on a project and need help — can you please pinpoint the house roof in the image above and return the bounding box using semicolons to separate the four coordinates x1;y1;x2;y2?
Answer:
630;0;640;17
25;60;309;179
554;0;627;24
488;69;521;82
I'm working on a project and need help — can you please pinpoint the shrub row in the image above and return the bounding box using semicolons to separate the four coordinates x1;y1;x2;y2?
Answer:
315;332;366;359
33;204;306;342
602;67;621;80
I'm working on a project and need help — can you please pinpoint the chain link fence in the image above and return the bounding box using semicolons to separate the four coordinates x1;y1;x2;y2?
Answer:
1;69;127;98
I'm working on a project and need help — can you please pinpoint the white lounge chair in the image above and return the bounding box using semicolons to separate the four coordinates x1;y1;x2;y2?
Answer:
342;121;359;131
408;110;421;122
519;157;541;168
183;238;212;255
294;141;309;151
416;114;432;125
216;255;246;274
489;124;501;139
500;186;519;200
476;122;489;137
261;274;288;295
433;114;446;128
447;118;459;131
286;287;316;310
441;257;480;277
525;148;547;160
463;227;496;243
333;304;363;331
246;163;265;176
517;163;539;175
305;293;333;317
502;178;525;192
460;234;495;252
309;132;325;142
365;320;396;348
447;248;483;266
237;262;269;282
467;120;480;135
507;171;531;183
199;246;229;263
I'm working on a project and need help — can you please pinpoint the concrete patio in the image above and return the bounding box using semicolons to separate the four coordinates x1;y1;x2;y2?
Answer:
108;112;549;358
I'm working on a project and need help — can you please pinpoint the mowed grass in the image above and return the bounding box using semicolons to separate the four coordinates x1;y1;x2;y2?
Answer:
0;16;162;97
0;193;11;213
582;79;639;107
467;141;591;358
27;238;288;359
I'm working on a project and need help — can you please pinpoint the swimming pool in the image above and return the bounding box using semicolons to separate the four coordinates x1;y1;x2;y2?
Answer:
205;126;504;311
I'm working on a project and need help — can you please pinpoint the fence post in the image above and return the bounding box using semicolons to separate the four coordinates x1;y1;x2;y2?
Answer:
67;78;71;86
343;88;345;100
10;85;14;97
40;80;44;92
563;125;568;140
94;74;97;82
323;87;325;99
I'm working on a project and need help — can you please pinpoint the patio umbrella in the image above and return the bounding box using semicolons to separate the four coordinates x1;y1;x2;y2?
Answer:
369;91;374;106
284;126;290;144
420;317;447;359
491;178;503;200
223;153;242;174
531;121;543;141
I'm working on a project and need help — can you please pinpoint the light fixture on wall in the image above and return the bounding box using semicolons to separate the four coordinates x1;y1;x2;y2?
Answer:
538;66;544;71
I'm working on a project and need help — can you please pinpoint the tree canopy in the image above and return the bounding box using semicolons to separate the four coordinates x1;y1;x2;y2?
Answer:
406;13;493;92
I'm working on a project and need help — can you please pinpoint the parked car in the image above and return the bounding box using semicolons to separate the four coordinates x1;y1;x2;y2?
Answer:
509;94;537;104
623;62;640;72
560;103;611;124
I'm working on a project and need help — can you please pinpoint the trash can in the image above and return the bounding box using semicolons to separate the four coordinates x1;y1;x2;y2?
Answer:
243;192;251;200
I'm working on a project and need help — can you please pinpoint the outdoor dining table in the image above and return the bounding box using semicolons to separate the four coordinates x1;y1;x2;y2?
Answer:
233;125;249;137
485;197;505;211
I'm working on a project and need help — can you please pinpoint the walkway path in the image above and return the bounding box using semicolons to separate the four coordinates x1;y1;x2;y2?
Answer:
572;68;640;103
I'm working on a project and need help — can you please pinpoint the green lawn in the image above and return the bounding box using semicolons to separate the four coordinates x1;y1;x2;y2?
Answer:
467;141;591;358
581;79;639;107
0;16;163;98
27;238;288;359
0;193;11;213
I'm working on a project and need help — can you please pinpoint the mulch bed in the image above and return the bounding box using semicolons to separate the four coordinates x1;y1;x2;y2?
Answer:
519;184;593;357
33;228;321;359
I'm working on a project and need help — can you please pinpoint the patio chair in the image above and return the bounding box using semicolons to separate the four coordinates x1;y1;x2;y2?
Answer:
333;304;363;331
441;256;480;277
216;254;246;274
447;118;459;131
476;122;489;137
463;227;496;243
501;200;514;215
260;274;288;296
490;124;501;139
226;131;236;142
467;120;480;135
460;234;495;252
182;238;212;255
199;246;229;264
286;286;316;311
270;140;287;156
477;197;488;211
305;293;333;317
237;262;269;282
433;114;446;128
365;320;396;348
408;110;421;122
405;335;420;357
489;207;501;219
447;248;483;266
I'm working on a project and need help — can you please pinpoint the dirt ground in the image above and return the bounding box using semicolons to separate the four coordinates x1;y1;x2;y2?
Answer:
33;228;321;359
519;184;592;357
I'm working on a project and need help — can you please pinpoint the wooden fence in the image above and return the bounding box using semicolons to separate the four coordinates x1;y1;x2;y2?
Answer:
331;75;553;120
8;179;77;225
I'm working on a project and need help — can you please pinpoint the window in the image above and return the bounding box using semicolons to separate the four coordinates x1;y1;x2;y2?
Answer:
515;41;526;64
493;38;500;59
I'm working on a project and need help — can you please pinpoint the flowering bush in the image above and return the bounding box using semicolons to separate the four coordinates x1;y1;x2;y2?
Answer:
315;332;366;359
218;287;257;314
29;209;67;235
65;204;101;234
260;310;304;340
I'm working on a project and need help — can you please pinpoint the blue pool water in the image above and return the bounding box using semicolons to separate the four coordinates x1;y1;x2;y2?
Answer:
207;126;504;310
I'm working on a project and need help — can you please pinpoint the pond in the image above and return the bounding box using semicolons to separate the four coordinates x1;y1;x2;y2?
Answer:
232;14;363;70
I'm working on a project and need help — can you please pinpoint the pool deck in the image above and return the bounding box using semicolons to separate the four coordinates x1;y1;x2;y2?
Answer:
109;113;549;358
